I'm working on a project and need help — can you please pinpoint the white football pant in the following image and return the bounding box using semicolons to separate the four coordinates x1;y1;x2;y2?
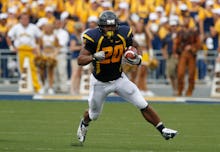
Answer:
88;72;148;120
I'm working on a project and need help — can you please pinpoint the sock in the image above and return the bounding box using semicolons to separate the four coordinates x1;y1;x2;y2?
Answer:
156;122;165;134
82;119;89;127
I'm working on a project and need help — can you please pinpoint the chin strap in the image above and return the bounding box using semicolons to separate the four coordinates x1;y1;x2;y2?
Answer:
106;31;114;39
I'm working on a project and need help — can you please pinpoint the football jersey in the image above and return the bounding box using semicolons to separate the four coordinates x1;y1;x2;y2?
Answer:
82;25;133;82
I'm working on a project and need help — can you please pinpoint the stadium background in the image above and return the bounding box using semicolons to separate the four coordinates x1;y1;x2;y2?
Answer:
0;0;220;97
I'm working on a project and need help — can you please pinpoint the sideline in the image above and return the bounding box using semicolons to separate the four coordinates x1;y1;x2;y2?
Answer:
0;93;220;104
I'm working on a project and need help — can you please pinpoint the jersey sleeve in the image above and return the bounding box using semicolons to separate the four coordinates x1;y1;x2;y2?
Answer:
82;29;97;54
126;27;133;47
118;25;133;47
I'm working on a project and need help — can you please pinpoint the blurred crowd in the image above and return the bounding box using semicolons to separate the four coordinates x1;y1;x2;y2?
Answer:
0;0;220;96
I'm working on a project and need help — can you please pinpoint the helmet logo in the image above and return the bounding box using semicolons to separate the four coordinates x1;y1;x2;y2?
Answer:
106;19;115;25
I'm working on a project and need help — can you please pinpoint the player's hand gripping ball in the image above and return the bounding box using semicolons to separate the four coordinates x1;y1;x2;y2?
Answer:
123;46;142;65
124;46;137;59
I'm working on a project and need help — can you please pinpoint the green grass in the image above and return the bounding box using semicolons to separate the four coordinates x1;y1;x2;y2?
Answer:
0;101;220;152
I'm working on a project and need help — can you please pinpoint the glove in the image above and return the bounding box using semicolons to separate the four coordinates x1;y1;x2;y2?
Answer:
93;51;105;61
124;54;142;65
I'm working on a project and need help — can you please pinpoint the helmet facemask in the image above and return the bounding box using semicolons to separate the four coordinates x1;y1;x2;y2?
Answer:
101;24;117;39
98;11;119;39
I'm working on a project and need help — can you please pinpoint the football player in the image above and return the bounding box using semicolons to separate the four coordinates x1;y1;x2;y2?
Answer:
76;11;177;144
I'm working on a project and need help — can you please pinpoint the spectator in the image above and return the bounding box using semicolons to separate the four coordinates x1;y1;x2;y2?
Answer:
178;4;196;29
165;0;182;17
45;6;56;24
31;0;46;21
87;0;103;19
188;0;201;24
69;22;83;95
0;13;10;80
155;5;165;19
36;17;48;29
101;1;113;11
173;19;201;96
211;8;220;51
37;23;59;95
0;13;9;48
76;0;90;24
1;0;21;14
49;0;64;17
130;0;152;24
64;0;80;21
161;19;179;96
212;8;220;64
6;7;18;30
87;15;98;29
198;0;215;42
60;11;78;35
146;13;164;79
7;13;42;93
18;0;31;14
54;17;69;93
116;2;130;26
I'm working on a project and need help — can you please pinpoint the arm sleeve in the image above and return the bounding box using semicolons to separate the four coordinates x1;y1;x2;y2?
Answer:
83;38;96;54
126;27;133;47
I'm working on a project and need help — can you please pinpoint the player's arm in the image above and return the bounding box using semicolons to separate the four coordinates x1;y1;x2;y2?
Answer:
78;47;106;65
123;28;142;65
132;39;142;55
77;47;93;66
124;43;142;65
125;26;142;56
78;32;106;65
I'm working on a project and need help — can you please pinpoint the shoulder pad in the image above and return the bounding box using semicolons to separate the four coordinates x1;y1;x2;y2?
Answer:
82;28;102;43
118;25;133;38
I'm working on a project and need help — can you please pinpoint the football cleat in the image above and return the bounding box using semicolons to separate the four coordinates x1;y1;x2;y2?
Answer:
77;119;88;143
162;128;178;140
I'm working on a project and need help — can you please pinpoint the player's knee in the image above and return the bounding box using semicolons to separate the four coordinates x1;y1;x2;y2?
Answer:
89;112;100;120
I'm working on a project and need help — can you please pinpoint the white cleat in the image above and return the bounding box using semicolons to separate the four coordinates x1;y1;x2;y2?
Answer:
162;128;178;140
77;119;88;143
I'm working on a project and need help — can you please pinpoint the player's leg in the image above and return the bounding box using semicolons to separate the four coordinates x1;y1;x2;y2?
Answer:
77;74;108;143
140;106;177;140
116;73;177;140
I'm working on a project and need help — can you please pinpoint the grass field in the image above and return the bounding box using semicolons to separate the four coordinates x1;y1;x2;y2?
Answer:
0;100;220;152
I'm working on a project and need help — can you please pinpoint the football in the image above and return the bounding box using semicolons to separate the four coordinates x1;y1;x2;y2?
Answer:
124;46;137;59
